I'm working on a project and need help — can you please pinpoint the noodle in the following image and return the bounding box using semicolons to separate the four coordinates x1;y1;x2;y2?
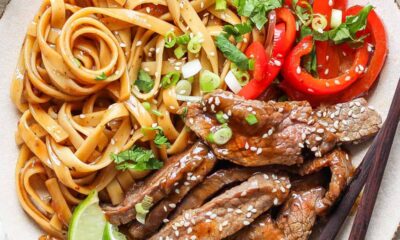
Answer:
10;0;252;238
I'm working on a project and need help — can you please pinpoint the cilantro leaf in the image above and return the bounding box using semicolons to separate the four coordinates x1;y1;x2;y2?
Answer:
141;126;171;148
215;34;250;70
135;70;154;93
234;0;282;30
95;72;107;81
154;131;171;148
111;146;164;171
223;22;253;42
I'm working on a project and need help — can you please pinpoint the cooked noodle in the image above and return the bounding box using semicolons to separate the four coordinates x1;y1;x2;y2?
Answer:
10;0;257;238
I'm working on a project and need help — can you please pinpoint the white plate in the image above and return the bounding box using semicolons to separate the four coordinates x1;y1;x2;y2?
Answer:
0;0;399;239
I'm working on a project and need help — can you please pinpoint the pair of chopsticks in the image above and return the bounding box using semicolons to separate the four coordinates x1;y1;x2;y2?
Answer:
318;78;400;240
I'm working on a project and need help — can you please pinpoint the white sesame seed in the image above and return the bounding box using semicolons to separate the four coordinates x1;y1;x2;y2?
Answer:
317;128;324;133
235;209;243;214
296;66;301;74
169;203;176;208
298;143;305;148
163;219;169;223
243;220;250;226
273;198;279;205
136;41;142;46
256;148;263;155
245;142;249;150
311;146;318;152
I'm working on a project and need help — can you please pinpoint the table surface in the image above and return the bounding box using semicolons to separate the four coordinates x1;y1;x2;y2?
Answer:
0;0;399;240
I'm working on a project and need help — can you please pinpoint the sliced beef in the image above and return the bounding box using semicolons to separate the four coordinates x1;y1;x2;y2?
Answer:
276;187;325;240
172;168;255;218
231;214;285;240
315;98;381;144
297;149;354;215
149;172;291;240
128;154;216;239
184;90;381;167
103;142;216;225
184;90;337;166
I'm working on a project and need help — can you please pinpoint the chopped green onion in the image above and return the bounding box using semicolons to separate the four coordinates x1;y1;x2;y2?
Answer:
248;59;255;70
161;71;181;89
209;126;233;145
135;195;153;224
187;76;194;83
231;65;250;86
176;33;191;45
312;14;328;33
142;102;151;110
95;72;107;81
200;70;221;92
215;0;227;10
174;45;187;59
151;109;163;116
175;80;192;96
216;111;227;124
187;35;203;54
245;114;258;125
164;31;177;48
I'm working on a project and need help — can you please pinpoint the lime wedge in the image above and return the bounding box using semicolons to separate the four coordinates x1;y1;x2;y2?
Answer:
103;222;127;240
68;191;107;240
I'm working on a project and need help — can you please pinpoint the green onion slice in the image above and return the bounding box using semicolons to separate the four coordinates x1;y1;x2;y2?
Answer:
165;31;177;48
188;35;203;54
211;126;233;145
200;70;221;92
175;80;192;96
245;114;258;125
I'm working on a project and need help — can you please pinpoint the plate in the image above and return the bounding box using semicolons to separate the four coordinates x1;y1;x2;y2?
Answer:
0;0;399;239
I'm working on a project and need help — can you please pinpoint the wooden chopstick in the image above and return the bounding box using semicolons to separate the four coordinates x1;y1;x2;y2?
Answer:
349;79;400;238
318;78;400;240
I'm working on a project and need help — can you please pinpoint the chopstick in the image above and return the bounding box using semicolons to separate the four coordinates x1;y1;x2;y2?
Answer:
318;78;400;240
349;79;400;238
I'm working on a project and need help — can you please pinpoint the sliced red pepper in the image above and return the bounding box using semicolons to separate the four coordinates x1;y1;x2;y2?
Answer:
238;8;296;99
313;0;341;78
282;35;370;95
337;6;388;101
245;42;268;81
333;0;348;11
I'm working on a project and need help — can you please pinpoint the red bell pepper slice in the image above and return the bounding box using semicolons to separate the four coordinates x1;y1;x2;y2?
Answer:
337;6;388;101
245;42;268;81
313;0;342;78
282;35;370;95
238;8;296;99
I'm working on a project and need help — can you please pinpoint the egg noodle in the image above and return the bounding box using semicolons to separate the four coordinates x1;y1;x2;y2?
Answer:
9;0;262;238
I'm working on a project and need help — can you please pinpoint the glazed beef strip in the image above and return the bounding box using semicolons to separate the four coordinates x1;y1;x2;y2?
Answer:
172;168;255;218
276;187;325;240
230;214;285;240
103;142;216;225
128;154;216;239
233;176;325;240
315;98;382;144
184;90;381;166
296;149;354;215
149;172;291;240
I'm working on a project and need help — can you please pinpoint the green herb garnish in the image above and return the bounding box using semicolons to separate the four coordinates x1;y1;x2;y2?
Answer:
95;72;107;81
215;34;251;70
111;146;164;171
135;70;154;93
233;0;282;30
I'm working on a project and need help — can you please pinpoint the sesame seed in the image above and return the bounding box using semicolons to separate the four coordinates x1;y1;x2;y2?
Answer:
316;136;322;141
163;219;169;223
243;220;250;226
317;128;324;133
273;198;279;205
235;209;243;214
169;203;176;208
296;66;301;74
345;76;351;81
136;41;142;46
280;186;286;192
311;146;318;152
298;143;305;148
256;148;263;155
250;146;257;151
272;188;277;193
245;142;249;150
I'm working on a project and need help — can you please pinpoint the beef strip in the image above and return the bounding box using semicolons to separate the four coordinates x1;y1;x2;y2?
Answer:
276;187;325;240
230;214;285;240
149;172;291;240
185;90;337;166
297;149;354;215
315;98;382;144
172;168;255;218
184;90;381;167
128;154;216;239
232;176;325;240
103;142;216;225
